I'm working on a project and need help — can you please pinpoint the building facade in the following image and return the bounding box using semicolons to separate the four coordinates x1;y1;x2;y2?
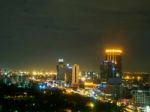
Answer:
132;90;150;106
100;49;122;85
72;64;79;87
65;64;72;84
56;59;66;81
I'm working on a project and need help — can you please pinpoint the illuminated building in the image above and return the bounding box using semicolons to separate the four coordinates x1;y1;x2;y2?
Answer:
56;59;66;81
105;49;122;78
56;59;73;84
132;90;150;106
100;49;123;85
100;61;115;81
65;64;72;84
81;71;99;83
105;49;122;63
72;64;79;87
123;72;150;84
84;82;97;89
100;49;123;99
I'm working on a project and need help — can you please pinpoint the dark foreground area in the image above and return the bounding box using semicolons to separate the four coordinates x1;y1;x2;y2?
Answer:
0;84;123;112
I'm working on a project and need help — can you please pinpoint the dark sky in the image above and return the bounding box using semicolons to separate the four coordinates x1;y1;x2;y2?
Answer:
0;0;150;72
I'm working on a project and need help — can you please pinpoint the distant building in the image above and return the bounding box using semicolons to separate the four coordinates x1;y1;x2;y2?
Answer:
72;64;79;87
123;72;150;86
81;71;99;83
56;59;66;81
132;90;150;106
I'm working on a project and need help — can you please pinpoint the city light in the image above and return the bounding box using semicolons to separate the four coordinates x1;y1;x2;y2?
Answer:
146;106;150;112
137;76;142;81
81;77;86;81
1;0;150;111
0;50;149;112
58;59;64;62
86;102;95;108
105;49;122;54
32;71;37;75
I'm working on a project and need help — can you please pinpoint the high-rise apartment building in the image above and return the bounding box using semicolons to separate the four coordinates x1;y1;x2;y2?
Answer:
56;59;66;81
65;64;72;84
72;64;79;87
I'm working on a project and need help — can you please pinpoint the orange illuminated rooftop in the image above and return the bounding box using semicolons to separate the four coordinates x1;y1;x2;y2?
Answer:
105;49;123;53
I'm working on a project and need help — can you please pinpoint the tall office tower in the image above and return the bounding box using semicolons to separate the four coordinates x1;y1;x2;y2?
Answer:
100;60;115;81
72;64;79;87
100;49;123;84
100;49;123;99
56;59;66;81
65;64;72;84
105;49;122;75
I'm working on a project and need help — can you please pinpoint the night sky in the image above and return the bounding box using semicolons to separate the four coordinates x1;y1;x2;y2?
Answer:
0;0;150;72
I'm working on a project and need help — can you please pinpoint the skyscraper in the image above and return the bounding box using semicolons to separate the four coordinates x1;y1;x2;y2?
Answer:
105;49;122;76
65;64;72;84
100;49;123;84
100;49;123;99
56;59;66;81
72;64;79;87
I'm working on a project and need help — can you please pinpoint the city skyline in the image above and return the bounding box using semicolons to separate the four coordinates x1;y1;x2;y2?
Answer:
0;0;150;72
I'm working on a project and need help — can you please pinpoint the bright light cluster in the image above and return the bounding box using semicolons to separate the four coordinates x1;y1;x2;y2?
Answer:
32;71;57;76
58;58;64;62
105;49;122;53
